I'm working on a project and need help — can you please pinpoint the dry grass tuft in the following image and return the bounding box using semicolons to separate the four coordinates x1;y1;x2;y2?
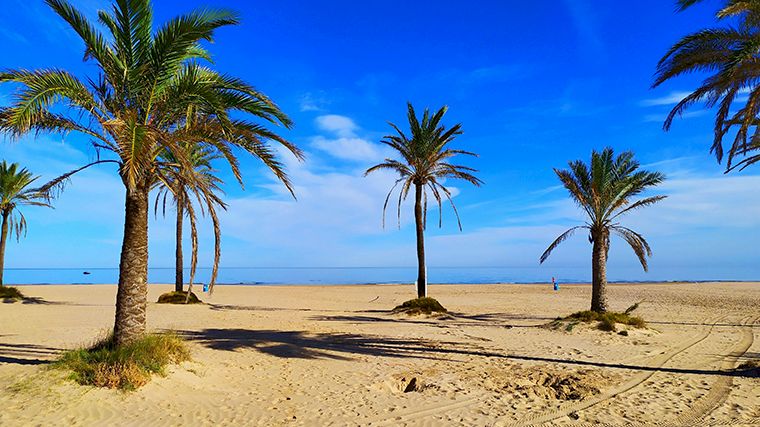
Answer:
54;333;190;390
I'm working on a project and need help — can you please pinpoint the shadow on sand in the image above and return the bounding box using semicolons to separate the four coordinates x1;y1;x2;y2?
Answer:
309;312;553;329
179;327;758;378
0;342;63;365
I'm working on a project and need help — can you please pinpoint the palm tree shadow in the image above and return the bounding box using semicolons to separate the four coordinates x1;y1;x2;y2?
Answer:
1;296;69;305
0;342;62;365
309;311;551;329
179;328;759;378
178;328;456;361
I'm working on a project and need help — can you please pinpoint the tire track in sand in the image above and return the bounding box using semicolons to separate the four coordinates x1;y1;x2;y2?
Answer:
504;315;728;427
656;315;757;427
367;315;727;426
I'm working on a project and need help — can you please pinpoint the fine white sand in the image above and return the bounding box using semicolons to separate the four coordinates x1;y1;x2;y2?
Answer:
0;282;758;426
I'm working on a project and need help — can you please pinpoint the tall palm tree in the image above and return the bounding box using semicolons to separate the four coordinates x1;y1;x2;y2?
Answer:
539;148;666;313
0;0;302;346
155;142;226;294
0;161;52;286
365;103;482;299
654;0;760;171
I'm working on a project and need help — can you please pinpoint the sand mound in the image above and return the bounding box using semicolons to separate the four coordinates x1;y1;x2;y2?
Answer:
505;368;604;400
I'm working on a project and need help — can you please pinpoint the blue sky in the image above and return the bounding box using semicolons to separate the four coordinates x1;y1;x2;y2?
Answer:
0;0;758;280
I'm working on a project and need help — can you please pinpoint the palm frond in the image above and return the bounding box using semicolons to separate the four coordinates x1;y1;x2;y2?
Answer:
612;226;653;271
539;226;587;264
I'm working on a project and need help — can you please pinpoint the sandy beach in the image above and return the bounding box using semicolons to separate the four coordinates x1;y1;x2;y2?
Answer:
0;282;758;426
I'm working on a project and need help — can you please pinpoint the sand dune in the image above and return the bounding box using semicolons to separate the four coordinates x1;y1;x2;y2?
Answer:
0;282;758;426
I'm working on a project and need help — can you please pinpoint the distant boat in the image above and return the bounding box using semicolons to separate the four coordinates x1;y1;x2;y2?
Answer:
83;271;91;275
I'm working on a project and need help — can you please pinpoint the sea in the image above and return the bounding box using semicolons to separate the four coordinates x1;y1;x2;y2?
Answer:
3;266;757;285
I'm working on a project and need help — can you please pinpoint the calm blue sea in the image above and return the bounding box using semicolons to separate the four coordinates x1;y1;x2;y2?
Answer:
3;266;756;285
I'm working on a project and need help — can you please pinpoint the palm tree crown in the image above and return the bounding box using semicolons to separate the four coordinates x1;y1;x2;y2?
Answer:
654;0;760;171
0;161;50;240
365;103;482;229
540;148;666;270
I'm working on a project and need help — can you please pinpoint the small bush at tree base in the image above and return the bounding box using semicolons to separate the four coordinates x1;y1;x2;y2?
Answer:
392;297;447;315
54;333;190;390
564;310;646;332
0;286;25;300
156;291;202;304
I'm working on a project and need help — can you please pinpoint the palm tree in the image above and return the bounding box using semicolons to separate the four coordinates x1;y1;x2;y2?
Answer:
365;103;482;299
654;0;760;171
0;0;302;345
0;161;52;286
155;142;226;294
539;148;666;313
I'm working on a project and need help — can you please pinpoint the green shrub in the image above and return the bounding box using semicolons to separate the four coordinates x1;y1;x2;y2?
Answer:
156;291;201;304
54;333;190;390
0;286;25;300
565;310;646;332
392;297;447;315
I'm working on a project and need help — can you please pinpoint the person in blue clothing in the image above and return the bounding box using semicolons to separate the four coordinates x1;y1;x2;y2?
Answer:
552;277;559;291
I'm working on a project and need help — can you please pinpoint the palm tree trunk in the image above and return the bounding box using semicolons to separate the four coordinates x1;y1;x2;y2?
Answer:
114;184;150;346
0;210;9;287
591;231;609;313
414;183;427;298
175;196;184;293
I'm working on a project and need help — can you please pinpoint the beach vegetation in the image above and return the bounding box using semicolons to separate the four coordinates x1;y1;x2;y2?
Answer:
157;290;202;304
366;103;482;298
0;161;53;287
566;310;646;332
54;332;190;390
392;297;447;315
0;0;302;346
654;0;760;172
539;148;665;313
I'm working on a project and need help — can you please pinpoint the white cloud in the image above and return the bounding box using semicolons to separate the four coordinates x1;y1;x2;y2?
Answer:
315;114;358;137
311;136;389;162
310;114;391;162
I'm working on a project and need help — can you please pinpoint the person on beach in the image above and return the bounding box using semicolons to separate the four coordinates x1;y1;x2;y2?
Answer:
552;277;559;291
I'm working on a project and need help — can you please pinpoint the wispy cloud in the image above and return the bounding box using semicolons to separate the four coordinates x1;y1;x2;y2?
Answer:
3;0;104;49
0;26;28;44
562;0;604;57
310;115;391;162
643;110;706;123
640;91;692;107
299;92;330;112
642;88;751;107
